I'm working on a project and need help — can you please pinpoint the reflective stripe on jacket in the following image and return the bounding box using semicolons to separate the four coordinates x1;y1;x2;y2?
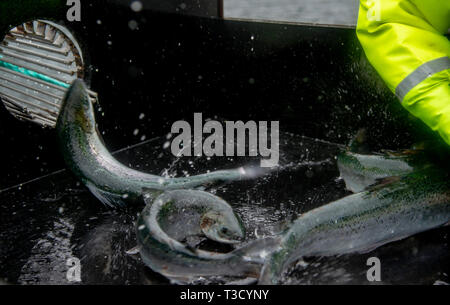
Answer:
357;0;450;144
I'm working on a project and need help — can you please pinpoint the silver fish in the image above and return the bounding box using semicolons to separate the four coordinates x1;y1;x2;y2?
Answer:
259;167;450;284
136;190;265;283
56;79;255;207
337;150;428;193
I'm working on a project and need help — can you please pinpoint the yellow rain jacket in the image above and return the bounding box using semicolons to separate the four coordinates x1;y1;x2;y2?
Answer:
357;0;450;144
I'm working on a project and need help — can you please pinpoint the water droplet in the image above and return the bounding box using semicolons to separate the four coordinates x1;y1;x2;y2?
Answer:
130;1;143;12
128;20;138;30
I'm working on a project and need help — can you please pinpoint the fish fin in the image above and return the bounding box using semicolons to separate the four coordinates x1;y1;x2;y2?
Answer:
359;218;450;254
177;235;199;255
141;188;162;203
226;277;258;285
184;244;199;255
86;183;126;208
125;246;140;255
347;128;371;154
365;176;402;192
183;235;205;249
357;233;414;254
271;220;292;235
165;275;196;285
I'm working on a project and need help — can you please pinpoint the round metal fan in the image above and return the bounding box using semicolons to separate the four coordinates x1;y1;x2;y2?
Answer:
0;20;97;128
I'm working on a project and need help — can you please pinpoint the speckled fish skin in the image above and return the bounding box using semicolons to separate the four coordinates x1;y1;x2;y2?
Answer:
144;190;245;249
337;150;428;193
136;190;263;283
259;167;450;284
56;80;248;207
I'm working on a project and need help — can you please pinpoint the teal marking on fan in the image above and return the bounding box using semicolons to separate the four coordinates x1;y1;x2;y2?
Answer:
0;55;70;89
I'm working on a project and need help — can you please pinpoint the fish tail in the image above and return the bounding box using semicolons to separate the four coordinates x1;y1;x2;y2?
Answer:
258;248;289;285
195;169;243;184
224;236;285;282
221;254;264;280
232;236;282;264
241;262;265;279
180;166;269;188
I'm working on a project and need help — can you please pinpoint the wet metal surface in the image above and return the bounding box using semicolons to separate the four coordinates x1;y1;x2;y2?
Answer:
225;0;359;25
1;132;449;285
0;1;449;285
1;3;428;190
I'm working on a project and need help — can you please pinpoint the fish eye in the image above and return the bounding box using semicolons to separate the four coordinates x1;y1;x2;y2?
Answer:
220;227;229;235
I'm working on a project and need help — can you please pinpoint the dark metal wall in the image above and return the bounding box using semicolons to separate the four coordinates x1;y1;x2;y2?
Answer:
109;0;222;18
0;0;440;190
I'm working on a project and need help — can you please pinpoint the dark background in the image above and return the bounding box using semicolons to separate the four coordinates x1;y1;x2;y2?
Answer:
0;0;437;190
0;0;449;286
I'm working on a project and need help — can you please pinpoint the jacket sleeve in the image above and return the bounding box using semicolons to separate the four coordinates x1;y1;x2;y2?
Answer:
356;0;450;144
